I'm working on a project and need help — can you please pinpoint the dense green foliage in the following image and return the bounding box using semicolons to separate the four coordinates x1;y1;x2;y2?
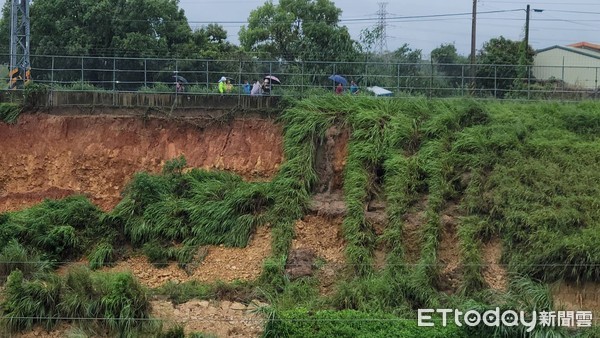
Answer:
0;196;105;273
238;0;358;61
1;267;154;335
262;96;600;337
264;308;467;338
1;97;600;336
476;36;535;97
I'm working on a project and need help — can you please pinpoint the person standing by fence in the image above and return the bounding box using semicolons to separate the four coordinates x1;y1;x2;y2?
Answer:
350;81;359;95
251;80;262;96
218;76;226;96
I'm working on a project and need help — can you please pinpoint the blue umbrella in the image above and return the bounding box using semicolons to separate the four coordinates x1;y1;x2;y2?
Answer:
329;74;348;86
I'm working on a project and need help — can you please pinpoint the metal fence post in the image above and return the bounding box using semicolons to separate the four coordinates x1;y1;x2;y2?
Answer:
397;63;400;92
81;56;84;85
461;65;464;96
144;58;147;88
51;56;55;90
206;60;209;90
301;62;304;96
112;57;116;106
429;59;434;98
527;65;531;100
494;65;497;98
238;60;242;102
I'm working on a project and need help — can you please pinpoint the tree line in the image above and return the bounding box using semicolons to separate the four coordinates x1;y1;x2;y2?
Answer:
0;0;533;97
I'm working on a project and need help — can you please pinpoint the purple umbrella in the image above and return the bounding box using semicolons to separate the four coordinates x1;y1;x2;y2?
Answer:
329;74;348;86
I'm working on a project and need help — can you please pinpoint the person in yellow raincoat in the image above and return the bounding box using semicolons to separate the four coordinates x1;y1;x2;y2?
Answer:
218;76;226;95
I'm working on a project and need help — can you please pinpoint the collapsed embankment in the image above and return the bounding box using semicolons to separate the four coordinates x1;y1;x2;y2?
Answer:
0;110;284;212
3;98;600;337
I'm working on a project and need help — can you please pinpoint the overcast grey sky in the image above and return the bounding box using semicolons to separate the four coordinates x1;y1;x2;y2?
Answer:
179;0;600;57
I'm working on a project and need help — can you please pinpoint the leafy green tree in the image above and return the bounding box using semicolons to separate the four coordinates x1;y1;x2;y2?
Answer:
239;0;358;62
27;0;192;57
476;36;533;97
431;43;468;88
0;0;224;89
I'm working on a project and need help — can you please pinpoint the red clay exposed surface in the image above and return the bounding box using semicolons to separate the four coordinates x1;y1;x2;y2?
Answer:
0;113;283;212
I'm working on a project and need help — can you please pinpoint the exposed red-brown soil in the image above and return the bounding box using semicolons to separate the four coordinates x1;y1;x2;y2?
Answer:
100;226;271;288
292;215;346;294
552;282;600;326
151;299;266;337
402;196;428;265
481;238;508;291
437;202;462;294
13;299;267;338
292;215;345;265
0;113;283;212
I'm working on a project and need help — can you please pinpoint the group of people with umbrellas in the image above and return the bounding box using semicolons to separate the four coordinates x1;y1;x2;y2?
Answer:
173;73;366;96
329;74;359;95
247;75;280;96
172;74;281;95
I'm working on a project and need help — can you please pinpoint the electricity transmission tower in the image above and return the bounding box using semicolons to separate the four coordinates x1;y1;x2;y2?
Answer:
375;2;389;54
9;0;30;88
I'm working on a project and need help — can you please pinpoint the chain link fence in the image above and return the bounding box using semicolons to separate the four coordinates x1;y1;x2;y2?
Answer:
2;54;600;100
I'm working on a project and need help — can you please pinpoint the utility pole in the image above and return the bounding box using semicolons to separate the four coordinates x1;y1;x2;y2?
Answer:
524;4;530;51
470;0;477;91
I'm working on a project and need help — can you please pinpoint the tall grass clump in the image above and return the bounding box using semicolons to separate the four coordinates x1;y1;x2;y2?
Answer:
1;270;62;332
453;102;600;283
0;102;22;123
0;196;104;267
111;158;273;261
1;267;154;335
259;98;334;289
0;240;50;282
264;308;467;338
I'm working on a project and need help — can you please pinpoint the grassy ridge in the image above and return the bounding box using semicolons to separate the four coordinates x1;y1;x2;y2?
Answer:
1;97;599;337
264;96;600;337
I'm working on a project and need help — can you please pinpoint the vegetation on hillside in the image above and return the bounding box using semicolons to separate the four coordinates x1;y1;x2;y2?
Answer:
1;96;599;336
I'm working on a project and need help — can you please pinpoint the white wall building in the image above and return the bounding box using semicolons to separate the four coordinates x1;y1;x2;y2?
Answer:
533;42;600;90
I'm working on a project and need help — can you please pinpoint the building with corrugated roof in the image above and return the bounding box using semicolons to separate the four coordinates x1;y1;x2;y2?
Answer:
533;42;600;90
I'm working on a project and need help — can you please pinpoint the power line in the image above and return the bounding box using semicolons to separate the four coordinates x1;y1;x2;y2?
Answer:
376;2;389;54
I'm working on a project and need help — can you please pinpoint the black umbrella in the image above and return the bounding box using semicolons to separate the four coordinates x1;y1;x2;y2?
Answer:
173;75;188;84
264;75;281;84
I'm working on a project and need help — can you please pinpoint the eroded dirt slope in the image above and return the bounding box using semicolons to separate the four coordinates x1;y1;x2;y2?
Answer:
0;113;283;212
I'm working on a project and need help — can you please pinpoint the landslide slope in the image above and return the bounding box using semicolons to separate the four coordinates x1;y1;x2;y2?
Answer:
1;98;599;337
0;112;282;212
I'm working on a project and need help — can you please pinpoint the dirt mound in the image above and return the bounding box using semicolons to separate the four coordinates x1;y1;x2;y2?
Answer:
314;127;348;194
0;113;283;212
402;196;428;265
481;238;507;291
308;191;346;217
291;215;346;294
292;215;345;264
14;323;73;338
152;299;266;337
437;202;462;294
13;299;267;338
286;249;316;280
101;226;271;288
552;282;600;324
